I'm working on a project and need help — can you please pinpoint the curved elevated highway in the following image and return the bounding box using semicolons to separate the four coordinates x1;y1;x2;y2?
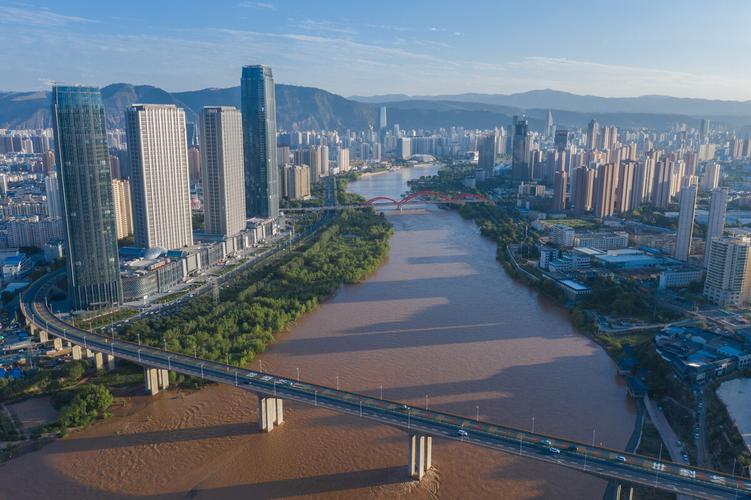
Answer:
20;273;751;499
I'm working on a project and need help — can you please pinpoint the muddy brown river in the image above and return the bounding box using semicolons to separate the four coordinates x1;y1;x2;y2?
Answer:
0;165;635;499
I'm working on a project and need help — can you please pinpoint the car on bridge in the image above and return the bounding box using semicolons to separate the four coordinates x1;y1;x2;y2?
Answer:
457;429;468;437
549;447;561;454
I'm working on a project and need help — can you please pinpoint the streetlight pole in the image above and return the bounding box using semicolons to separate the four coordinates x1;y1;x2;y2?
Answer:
531;416;535;434
138;349;141;362
476;405;479;422
314;390;317;406
296;367;300;382
425;395;428;410
235;370;238;386
380;385;383;400
336;375;339;390
200;363;204;379
655;442;663;486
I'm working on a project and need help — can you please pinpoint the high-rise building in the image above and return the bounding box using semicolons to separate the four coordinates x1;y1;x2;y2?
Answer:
320;144;330;176
112;178;134;239
398;138;411;160
704;187;728;267
511;117;529;182
379;106;387;130
126;104;193;249
338;147;351;172
587;120;599;151
280;164;311;200
188;146;201;183
44;172;63;218
594;162;617;218
631;159;654;208
651;160;673;208
674;184;697;261
200;106;246;238
616;160;636;213
478;134;496;171
552;170;567;212
546;110;554;137
241;65;279;219
704;236;751;306
699;119;710;140
701;163;720;191
573;166;595;214
554;129;568;152
51;85;122;309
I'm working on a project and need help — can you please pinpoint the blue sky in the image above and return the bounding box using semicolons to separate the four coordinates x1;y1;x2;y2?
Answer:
2;0;751;99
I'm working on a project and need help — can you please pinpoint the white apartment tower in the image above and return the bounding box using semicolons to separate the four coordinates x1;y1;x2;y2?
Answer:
126;104;193;249
704;236;751;306
704;187;728;267
673;184;697;261
200;107;246;238
112;178;134;239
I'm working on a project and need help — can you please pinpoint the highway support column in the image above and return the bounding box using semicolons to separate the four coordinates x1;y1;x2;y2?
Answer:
615;483;634;500
258;395;284;432
71;345;82;360
408;433;433;480
94;352;104;370
106;354;115;371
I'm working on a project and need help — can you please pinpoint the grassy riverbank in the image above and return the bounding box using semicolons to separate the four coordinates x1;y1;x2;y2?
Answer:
121;209;393;385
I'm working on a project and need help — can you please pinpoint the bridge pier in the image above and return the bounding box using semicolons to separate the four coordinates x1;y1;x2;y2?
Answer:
52;337;63;351
94;352;104;370
408;433;433;480
615;483;634;500
71;345;82;360
258;395;284;432
144;367;170;395
106;354;115;371
38;328;49;343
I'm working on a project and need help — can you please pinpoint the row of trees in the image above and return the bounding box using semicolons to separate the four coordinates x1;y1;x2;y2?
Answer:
121;209;393;383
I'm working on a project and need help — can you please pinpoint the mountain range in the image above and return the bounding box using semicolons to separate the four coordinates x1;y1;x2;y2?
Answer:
1;84;750;134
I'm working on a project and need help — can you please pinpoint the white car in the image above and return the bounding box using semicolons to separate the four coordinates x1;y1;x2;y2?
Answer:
679;468;696;479
651;462;665;471
457;429;468;437
549;447;561;454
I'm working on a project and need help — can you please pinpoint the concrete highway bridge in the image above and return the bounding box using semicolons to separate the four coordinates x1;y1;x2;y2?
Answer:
20;273;751;499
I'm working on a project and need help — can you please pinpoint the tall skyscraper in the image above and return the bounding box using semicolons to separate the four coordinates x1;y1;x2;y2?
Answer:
594;163;617;218
112;178;134;240
554;129;568;152
126;104;193;249
616;160;636;213
200;106;246;238
704;236;751;306
651;160;673;208
573;166;595;214
478;134;496;171
674;184;697;261
552;170;567;212
241;65;279;219
379;106;387;130
699;119;710;141
44;172;63;218
51;85;122;310
546;110;554;137
511;117;529;182
701;163;721;191
631;159;654;208
704;187;728;267
587;120;599;151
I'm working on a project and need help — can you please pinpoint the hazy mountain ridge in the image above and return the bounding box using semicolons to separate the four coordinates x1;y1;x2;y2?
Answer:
351;88;751;119
2;84;749;134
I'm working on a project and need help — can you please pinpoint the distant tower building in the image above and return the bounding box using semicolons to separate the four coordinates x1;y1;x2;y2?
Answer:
511;117;529;182
616;160;636;213
651;160;673;208
42;149;55;173
398;138;411;160
44;172;63;218
699;119;710;141
594;162;617;218
112;178;134;239
200;106;246;238
126;104;193;249
631;159;654;208
320;144;330;176
187;146;202;184
674;184;697;261
587;120;599;151
241;65;279;219
51;85;122;309
552;170;567;212
478;134;496;171
701;163;721;191
554;129;568;152
704;187;728;267
379;106;387;130
546;110;554;138
704;236;751;306
338;147;351;172
573;166;595;214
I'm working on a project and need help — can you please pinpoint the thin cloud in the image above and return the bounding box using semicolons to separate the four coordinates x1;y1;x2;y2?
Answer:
298;19;357;36
0;6;94;26
239;1;274;9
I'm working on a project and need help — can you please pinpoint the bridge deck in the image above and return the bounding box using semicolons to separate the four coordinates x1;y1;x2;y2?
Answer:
20;274;751;499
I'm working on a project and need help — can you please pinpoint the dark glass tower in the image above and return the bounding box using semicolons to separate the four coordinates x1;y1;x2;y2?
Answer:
241;65;279;219
511;116;529;182
51;86;122;310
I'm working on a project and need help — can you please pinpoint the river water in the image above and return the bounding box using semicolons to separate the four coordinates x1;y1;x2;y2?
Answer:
0;165;635;499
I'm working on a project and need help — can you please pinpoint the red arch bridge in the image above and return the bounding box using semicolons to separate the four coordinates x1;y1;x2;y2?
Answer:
282;191;492;212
